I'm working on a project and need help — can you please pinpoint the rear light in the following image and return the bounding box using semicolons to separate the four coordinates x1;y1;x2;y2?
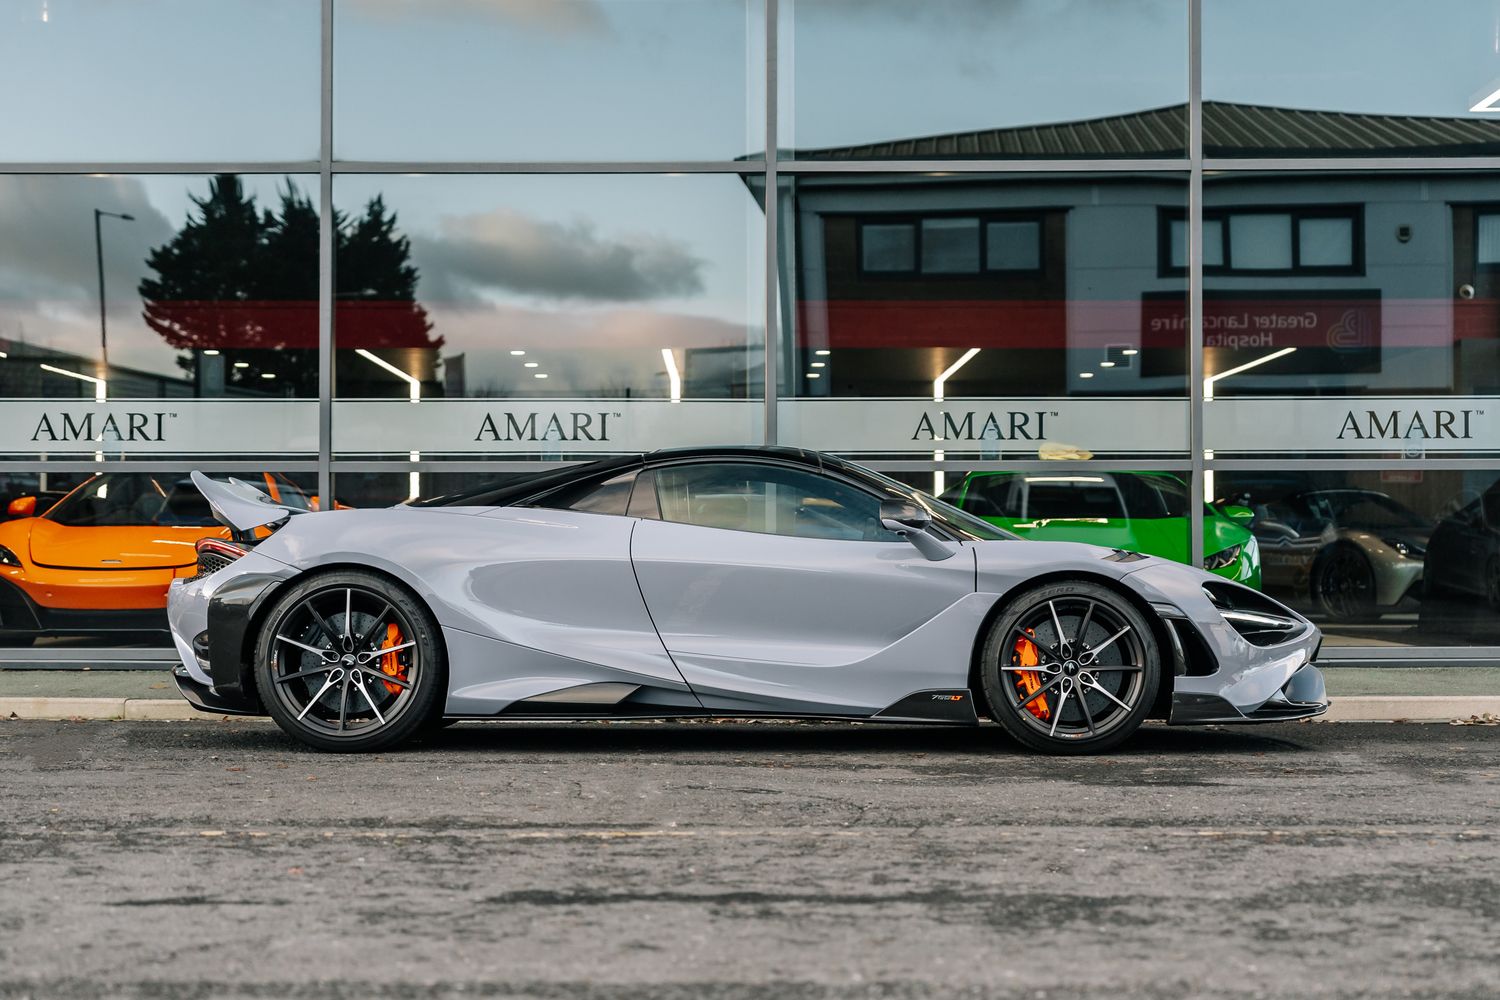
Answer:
193;537;247;579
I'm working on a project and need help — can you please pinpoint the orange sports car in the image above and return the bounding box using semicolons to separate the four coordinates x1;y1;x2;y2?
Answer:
0;472;317;647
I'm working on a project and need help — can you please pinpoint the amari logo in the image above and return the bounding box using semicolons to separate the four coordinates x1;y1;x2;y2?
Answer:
1336;409;1479;441
475;411;615;442
30;411;176;443
912;410;1052;442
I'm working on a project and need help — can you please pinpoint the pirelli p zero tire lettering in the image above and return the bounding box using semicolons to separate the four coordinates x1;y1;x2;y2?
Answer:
980;580;1161;755
253;570;445;753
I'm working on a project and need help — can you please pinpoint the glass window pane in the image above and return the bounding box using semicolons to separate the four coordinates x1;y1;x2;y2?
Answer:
1168;219;1187;270
862;224;916;273
1299;217;1353;268
1;1;318;161
1228;214;1293;270
1478;215;1500;265
0;469;315;650
1218;469;1500;648
1203;172;1500;459
335;0;763;161
0;174;319;462
778;173;1190;462
1205;0;1500;157
783;0;1186;159
921;218;980;274
985;222;1040;271
332;174;763;461
1204;219;1225;268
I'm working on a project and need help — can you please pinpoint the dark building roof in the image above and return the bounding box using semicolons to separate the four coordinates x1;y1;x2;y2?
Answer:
792;101;1500;160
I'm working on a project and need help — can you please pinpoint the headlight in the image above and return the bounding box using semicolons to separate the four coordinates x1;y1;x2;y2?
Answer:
1380;536;1424;558
1203;582;1306;646
0;544;20;567
1203;543;1242;570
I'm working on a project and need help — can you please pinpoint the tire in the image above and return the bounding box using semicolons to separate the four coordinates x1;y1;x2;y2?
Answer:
1311;543;1377;623
979;580;1161;755
253;570;445;753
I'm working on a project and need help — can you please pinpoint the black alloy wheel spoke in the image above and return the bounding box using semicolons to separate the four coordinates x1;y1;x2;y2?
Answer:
304;600;341;647
276;664;336;685
1017;673;1063;710
356;601;393;648
1013;626;1061;661
1076;685;1098;735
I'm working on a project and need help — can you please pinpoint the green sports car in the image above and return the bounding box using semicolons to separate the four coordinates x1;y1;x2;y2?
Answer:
940;471;1261;589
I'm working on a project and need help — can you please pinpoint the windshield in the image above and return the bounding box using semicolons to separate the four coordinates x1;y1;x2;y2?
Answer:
1303;491;1429;531
826;458;1015;541
45;474;218;527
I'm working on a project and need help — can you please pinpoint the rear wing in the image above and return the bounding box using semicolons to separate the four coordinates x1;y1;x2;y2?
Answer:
191;471;304;538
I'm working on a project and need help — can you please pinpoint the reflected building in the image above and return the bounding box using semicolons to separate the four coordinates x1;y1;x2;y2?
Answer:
4;0;1500;662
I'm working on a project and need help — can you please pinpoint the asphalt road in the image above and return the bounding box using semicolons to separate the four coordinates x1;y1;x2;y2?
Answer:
1;719;1497;1000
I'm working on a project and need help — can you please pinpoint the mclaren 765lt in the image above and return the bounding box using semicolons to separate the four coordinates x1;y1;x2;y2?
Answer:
168;448;1327;754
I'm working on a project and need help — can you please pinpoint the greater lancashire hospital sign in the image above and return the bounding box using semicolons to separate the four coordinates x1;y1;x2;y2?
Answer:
2;396;1495;457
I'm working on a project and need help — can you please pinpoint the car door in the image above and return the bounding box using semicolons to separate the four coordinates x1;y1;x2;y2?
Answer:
628;460;976;715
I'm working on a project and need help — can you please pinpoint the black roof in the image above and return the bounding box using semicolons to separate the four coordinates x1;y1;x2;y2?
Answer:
411;446;831;508
788;101;1500;160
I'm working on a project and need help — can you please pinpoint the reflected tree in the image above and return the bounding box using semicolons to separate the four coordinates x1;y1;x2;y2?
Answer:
140;175;439;398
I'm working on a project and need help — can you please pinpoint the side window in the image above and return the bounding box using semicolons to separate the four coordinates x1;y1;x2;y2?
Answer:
1483;490;1500;529
651;463;899;541
535;472;636;517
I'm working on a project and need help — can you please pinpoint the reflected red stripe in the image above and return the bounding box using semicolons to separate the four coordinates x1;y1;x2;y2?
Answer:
795;298;1500;350
143;301;440;350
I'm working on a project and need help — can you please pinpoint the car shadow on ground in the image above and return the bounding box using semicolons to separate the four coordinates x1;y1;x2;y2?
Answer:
383;719;1318;758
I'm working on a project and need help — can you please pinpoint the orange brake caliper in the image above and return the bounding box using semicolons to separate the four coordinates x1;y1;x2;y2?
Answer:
1013;630;1050;721
379;622;408;695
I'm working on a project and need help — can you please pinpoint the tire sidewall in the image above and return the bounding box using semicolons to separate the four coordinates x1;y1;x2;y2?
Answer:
1312;543;1376;622
254;569;446;753
980;580;1161;755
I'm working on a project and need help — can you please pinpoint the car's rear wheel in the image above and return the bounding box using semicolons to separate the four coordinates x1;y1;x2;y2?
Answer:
253;570;444;753
1312;543;1377;622
979;581;1160;754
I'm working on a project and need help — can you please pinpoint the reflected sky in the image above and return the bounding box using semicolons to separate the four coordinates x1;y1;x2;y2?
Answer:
335;0;764;160
783;0;1186;152
1206;0;1500;117
8;0;1500;164
1;0;318;161
0;173;759;395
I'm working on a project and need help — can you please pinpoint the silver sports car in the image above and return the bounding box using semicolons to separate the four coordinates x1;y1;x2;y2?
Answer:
168;447;1327;754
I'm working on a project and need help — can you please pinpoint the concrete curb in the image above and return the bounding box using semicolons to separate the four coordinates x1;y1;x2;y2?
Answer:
1;698;231;722
1319;696;1500;723
3;696;1500;724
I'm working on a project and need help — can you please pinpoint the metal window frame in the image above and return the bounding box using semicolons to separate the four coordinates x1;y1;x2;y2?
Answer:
7;0;1500;666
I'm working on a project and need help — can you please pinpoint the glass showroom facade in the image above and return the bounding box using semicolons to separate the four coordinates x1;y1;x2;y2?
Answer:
4;0;1500;664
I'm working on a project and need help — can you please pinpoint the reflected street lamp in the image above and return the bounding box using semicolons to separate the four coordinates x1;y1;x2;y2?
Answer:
94;208;135;375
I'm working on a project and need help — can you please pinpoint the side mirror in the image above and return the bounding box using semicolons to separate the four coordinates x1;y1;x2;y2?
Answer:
879;500;956;561
7;496;36;518
1221;505;1255;525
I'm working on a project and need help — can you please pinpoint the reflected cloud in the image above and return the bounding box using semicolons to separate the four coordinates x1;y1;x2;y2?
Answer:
346;0;610;35
0;176;171;311
436;302;744;351
413;208;707;303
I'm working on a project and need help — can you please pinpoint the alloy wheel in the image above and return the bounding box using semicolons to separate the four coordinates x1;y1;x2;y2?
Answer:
1315;546;1374;621
264;584;421;739
999;595;1148;742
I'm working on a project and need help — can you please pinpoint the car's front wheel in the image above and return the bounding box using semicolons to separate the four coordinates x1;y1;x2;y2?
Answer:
979;581;1161;754
253;570;445;753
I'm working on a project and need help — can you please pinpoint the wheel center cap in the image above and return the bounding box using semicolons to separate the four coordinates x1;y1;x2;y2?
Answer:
341;654;356;667
1063;661;1078;675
